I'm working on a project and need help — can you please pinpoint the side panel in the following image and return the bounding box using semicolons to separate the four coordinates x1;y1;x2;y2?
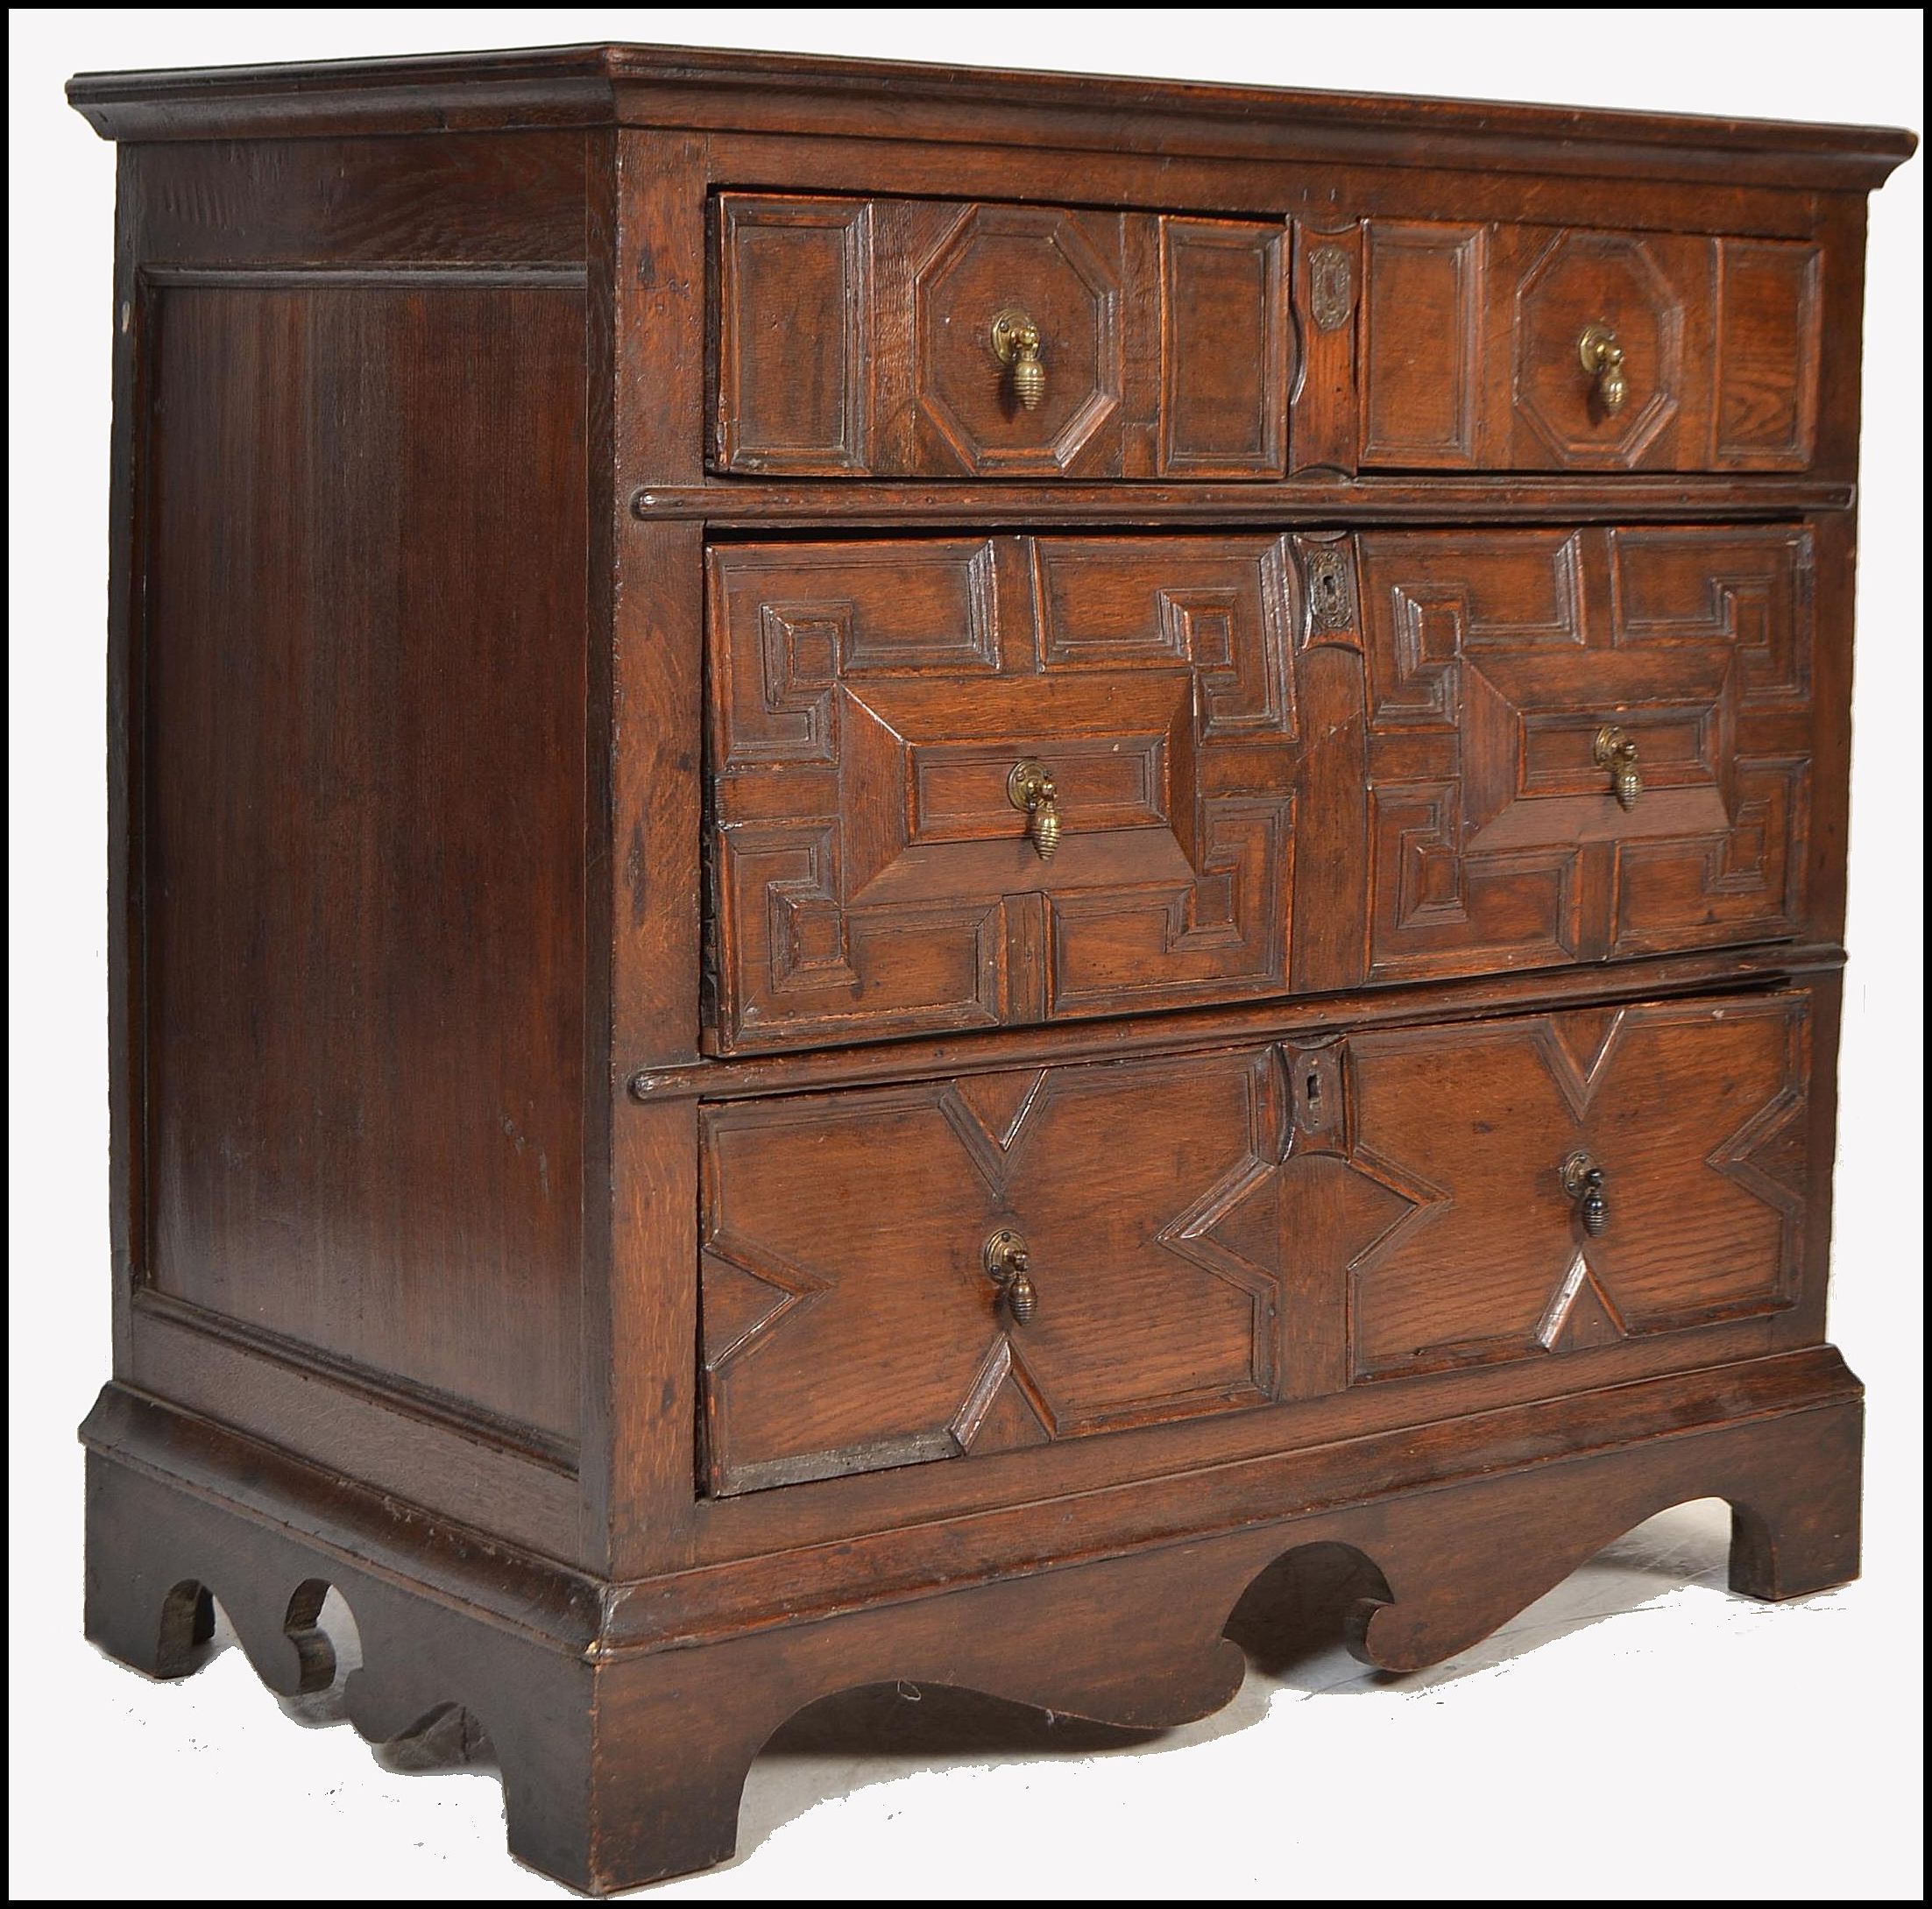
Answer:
138;272;588;1445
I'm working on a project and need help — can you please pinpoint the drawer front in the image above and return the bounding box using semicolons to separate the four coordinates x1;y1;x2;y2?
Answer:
1341;992;1811;1380
709;535;1316;1053
1356;523;1814;980
713;194;1288;478
700;1048;1292;1495
1357;221;1821;472
697;990;1812;1494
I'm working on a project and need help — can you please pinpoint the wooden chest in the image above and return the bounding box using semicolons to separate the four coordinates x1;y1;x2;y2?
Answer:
67;43;1914;1893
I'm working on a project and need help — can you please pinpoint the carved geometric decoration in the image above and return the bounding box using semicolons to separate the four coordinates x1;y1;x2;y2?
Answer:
1716;1089;1809;1203
710;536;1301;1052
714;194;873;474
915;202;1122;475
1157;216;1288;477
699;1050;1288;1495
1269;1149;1429;1273
1713;237;1822;468
1344;993;1809;1381
699;1236;832;1371
1157;1156;1285;1402
706;989;1809;1481
1709;1067;1811;1284
1512;230;1684;467
717;193;1334;484
1360;220;1822;478
946;1069;1051;1165
743;603;846;764
950;1338;1055;1455
1535;1254;1626;1354
1358;525;1813;981
1036;535;1296;739
1361;220;1486;467
1538;1007;1627;1119
1185;1154;1285;1278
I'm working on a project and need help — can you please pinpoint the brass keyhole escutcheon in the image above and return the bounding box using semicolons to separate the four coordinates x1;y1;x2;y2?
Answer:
1578;322;1628;416
1593;724;1643;810
983;1227;1037;1324
1008;759;1061;861
991;308;1046;412
1561;1150;1610;1237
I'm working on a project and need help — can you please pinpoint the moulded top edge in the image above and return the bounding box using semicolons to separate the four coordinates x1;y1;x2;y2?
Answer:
65;39;1918;189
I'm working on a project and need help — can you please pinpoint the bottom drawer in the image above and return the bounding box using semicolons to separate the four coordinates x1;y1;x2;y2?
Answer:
698;989;1811;1495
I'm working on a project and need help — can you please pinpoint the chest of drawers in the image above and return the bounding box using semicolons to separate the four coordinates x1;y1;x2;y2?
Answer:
67;43;1914;1894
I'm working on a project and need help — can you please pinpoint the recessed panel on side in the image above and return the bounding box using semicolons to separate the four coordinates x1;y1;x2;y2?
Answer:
140;279;588;1445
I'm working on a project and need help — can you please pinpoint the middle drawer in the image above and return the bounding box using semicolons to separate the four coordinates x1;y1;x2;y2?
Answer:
707;525;1815;1053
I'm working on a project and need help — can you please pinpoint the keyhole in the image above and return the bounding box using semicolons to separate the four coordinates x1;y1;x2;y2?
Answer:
1307;1072;1321;1105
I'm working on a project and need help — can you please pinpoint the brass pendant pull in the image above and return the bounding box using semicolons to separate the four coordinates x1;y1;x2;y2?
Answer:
1578;322;1627;415
1561;1150;1610;1237
991;308;1046;412
983;1228;1037;1324
1008;759;1061;861
1593;724;1642;810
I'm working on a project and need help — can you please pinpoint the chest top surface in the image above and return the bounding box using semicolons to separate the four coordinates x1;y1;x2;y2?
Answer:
67;40;1917;185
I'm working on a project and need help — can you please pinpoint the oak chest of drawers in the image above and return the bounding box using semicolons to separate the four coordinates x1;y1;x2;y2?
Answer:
68;43;1914;1894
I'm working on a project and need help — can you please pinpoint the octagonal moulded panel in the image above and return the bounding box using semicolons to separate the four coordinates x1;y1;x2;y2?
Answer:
914;203;1123;475
1511;230;1685;468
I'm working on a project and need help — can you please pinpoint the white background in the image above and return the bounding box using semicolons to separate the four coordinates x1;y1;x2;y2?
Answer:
8;9;1922;1900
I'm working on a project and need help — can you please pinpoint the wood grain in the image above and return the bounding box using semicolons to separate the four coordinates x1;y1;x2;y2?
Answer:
1359;219;1825;474
1345;993;1809;1377
707;534;1302;1050
1157;217;1289;477
125;132;590;266
701;1049;1291;1492
698;987;1815;1491
716;194;1292;480
1356;522;1815;980
140;273;588;1441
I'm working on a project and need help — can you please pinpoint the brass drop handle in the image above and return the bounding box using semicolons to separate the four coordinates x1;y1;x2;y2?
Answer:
1008;759;1061;862
983;1228;1038;1324
1561;1150;1610;1238
1578;322;1628;415
991;308;1046;412
1594;724;1642;811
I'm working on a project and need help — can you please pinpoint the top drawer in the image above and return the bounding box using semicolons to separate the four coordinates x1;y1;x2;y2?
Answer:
712;193;1288;478
714;196;1826;481
1352;220;1822;472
